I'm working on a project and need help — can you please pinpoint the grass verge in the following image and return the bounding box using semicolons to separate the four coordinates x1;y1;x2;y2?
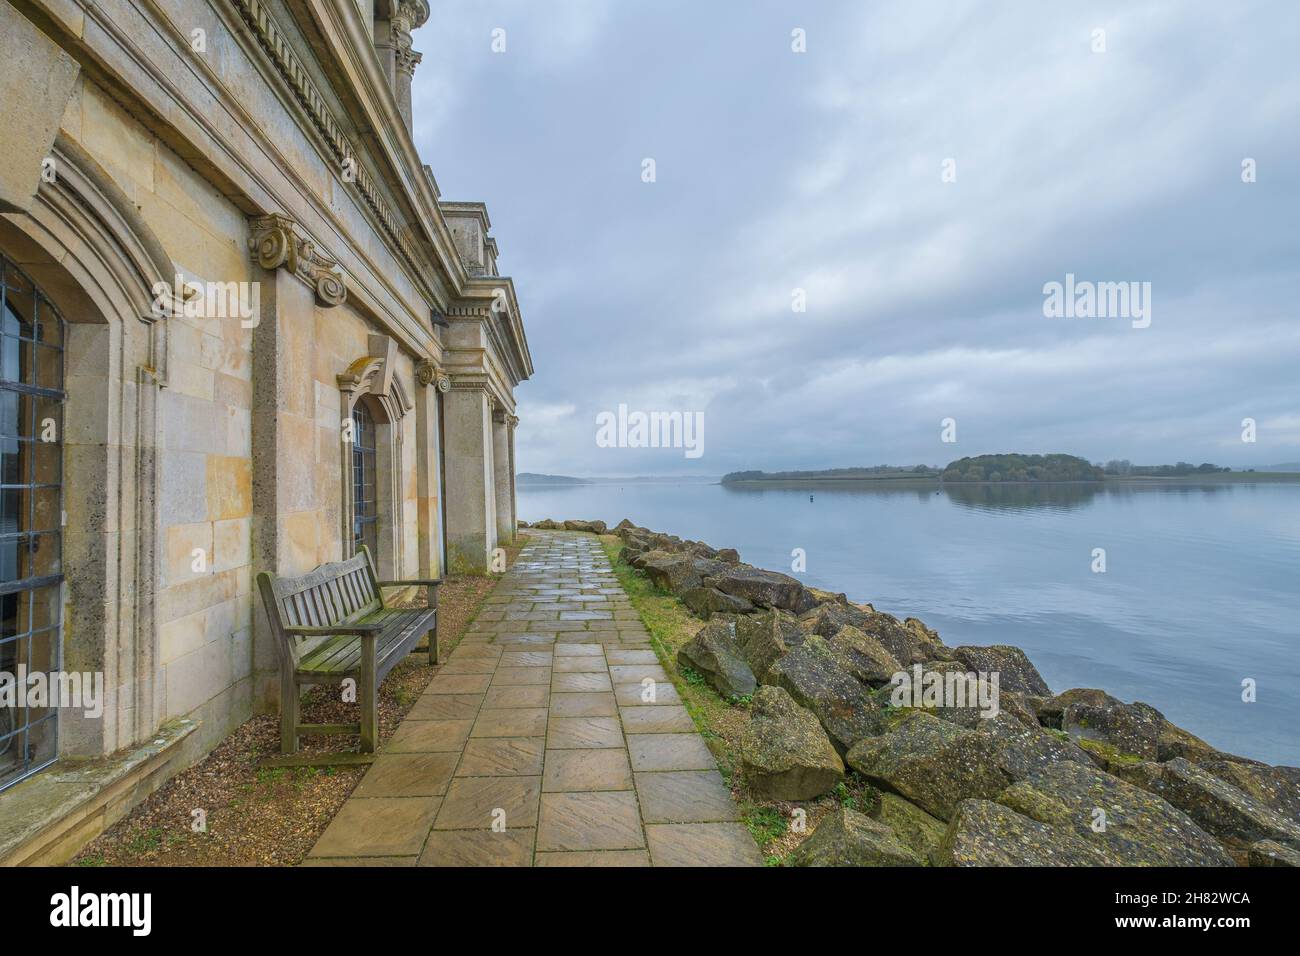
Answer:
71;536;530;867
600;534;881;866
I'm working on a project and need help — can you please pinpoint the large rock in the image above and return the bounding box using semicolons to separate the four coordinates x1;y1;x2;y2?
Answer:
874;793;946;862
1036;688;1161;761
952;645;1051;696
1156;716;1230;764
800;601;873;638
681;586;754;617
734;609;804;682
863;613;946;665
741;686;844;800
846;712;1007;820
704;566;817;614
1199;760;1300;825
807;587;848;606
684;540;719;559
1248;840;1300;867
1115;758;1300;858
846;711;1091;821
766;636;886;751
614;518;637;532
827;624;902;686
937;799;1111;866
563;519;608;534
973;713;1094;779
998;761;1234;866
627;547;674;570
675;619;757;699
642;554;727;595
786;807;922;867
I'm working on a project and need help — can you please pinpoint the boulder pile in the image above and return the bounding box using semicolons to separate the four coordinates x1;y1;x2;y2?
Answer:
568;518;1298;866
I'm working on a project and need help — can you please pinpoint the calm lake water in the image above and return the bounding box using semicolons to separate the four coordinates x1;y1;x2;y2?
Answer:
518;480;1300;766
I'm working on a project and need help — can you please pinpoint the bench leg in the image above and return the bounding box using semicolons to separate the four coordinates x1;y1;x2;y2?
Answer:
360;637;378;753
281;669;299;754
428;585;440;665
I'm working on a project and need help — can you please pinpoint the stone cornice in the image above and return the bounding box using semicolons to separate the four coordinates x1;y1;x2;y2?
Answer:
447;372;491;392
232;0;430;298
248;214;347;307
284;0;471;301
450;276;533;384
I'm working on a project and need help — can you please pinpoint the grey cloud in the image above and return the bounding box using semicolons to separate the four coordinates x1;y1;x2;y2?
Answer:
413;0;1300;476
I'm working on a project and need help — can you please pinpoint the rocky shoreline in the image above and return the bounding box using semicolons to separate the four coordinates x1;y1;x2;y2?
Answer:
522;517;1300;866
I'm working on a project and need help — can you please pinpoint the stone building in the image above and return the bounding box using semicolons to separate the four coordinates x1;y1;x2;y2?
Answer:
0;0;531;862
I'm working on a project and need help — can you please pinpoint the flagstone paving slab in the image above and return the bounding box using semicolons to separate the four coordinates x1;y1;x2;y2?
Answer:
537;791;645;851
542;748;634;792
549;692;618;717
306;531;760;866
627;734;717;772
620;705;696;734
645;823;765;867
457;737;547;776
635;771;740;824
353;753;459;798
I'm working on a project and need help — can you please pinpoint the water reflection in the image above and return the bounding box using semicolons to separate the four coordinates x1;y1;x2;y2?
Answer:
720;479;1238;513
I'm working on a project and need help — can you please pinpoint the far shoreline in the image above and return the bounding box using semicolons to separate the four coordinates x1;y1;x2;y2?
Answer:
719;472;1300;486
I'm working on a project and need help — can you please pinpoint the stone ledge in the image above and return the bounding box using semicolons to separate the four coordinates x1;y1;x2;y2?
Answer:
0;719;200;866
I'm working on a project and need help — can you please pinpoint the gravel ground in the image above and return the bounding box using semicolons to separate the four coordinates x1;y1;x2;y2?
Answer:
71;539;528;868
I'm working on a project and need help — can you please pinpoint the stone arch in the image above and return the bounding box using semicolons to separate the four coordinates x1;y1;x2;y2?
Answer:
0;133;181;759
336;340;411;577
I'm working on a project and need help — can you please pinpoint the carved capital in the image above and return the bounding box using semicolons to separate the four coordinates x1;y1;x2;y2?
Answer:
394;44;422;77
392;0;431;34
248;214;347;308
506;414;520;429
415;358;451;392
249;214;298;272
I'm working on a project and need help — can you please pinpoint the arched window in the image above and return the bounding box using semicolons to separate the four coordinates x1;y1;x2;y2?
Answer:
0;254;64;791
337;341;411;576
352;400;379;558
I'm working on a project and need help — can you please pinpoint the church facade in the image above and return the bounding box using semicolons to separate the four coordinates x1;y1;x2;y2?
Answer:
0;0;530;861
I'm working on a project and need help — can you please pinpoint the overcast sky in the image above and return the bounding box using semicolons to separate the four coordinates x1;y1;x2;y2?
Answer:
412;1;1300;477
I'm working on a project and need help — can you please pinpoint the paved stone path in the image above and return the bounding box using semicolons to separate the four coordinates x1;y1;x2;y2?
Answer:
306;531;762;867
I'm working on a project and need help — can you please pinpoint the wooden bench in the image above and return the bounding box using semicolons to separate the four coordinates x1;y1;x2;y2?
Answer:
256;547;441;754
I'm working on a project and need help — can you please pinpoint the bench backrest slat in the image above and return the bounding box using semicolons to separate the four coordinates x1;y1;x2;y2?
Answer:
256;548;386;665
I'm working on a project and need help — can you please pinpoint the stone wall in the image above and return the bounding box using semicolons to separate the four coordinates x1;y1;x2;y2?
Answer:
0;0;532;838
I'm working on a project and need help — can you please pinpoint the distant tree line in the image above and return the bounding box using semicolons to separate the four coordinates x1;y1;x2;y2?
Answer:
940;454;1104;483
1100;460;1231;477
721;465;939;482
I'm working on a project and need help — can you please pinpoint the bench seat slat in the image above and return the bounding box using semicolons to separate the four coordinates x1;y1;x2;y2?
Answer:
295;608;436;676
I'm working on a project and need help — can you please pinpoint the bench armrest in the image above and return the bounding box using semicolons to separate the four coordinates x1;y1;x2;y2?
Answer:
376;579;443;588
284;624;382;637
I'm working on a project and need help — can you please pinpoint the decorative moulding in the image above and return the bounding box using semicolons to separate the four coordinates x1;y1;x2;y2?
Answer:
248;214;347;307
415;358;451;392
232;0;426;286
